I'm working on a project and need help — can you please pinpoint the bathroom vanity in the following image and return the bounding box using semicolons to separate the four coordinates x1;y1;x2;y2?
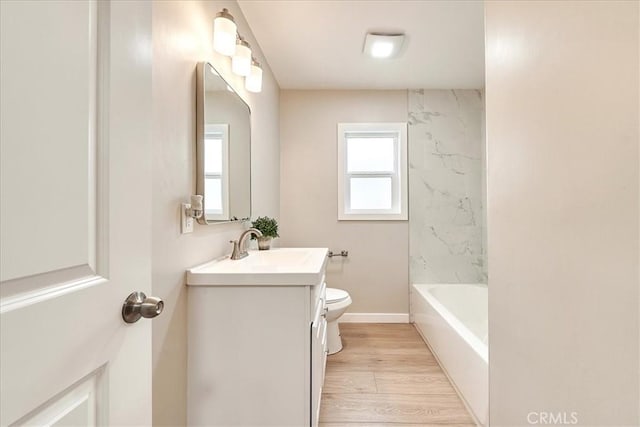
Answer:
186;247;328;427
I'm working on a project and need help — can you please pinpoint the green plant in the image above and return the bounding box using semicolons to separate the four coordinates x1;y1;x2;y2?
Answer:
251;216;279;238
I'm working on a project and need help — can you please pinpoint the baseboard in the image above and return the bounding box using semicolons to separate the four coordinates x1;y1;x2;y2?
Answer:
339;313;410;323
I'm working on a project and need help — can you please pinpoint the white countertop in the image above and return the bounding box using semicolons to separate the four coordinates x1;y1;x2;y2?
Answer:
186;247;328;286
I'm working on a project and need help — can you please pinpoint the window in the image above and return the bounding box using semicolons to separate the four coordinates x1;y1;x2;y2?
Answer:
337;123;407;220
204;124;229;221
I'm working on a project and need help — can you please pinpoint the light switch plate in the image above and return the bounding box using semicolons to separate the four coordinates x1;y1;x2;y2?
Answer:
181;203;194;234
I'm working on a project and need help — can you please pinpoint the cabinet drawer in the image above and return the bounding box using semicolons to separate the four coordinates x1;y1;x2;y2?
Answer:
312;300;325;331
319;316;327;349
310;275;326;310
311;282;326;327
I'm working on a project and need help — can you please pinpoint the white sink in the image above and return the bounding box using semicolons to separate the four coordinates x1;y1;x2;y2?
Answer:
233;249;311;267
186;247;328;286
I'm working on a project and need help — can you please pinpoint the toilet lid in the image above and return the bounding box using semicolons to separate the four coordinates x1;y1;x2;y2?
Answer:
326;288;349;303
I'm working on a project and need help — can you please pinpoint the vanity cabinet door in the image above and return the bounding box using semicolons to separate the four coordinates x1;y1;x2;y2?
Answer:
310;289;327;427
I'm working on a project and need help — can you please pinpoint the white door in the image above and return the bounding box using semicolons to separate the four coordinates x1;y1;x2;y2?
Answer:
0;1;153;425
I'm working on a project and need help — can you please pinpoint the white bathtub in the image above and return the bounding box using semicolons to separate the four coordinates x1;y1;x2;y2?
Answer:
411;284;488;426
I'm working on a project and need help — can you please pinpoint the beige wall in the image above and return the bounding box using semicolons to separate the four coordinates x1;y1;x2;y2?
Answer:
151;1;280;425
486;1;639;425
279;91;409;314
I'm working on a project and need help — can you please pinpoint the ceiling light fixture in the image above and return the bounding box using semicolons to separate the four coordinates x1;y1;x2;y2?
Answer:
363;33;405;59
213;8;237;56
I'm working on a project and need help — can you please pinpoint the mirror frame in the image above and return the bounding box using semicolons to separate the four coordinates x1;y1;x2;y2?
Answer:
195;61;252;224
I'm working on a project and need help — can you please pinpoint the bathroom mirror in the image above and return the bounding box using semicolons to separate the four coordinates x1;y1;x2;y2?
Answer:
196;62;251;224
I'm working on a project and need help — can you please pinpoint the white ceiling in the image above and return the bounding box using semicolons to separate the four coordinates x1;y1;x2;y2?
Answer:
238;0;485;90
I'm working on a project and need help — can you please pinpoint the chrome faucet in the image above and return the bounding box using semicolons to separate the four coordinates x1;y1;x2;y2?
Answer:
229;228;263;260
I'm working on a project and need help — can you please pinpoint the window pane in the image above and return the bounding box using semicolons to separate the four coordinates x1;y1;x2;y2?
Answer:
204;137;223;174
205;177;222;213
350;177;392;210
347;137;395;172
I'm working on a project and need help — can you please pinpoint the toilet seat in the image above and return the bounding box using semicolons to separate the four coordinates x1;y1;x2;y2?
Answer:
326;288;349;304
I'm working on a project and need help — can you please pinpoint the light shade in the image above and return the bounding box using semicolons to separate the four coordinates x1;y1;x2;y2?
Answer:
213;8;237;56
363;33;405;59
245;58;263;93
232;37;252;76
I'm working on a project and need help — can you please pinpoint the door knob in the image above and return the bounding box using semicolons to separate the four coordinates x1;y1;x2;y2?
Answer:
122;291;164;323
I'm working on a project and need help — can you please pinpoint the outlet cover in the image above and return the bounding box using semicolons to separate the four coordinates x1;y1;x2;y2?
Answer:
181;203;194;234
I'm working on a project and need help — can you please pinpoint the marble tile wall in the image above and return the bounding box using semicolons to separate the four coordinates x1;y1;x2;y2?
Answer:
408;89;487;284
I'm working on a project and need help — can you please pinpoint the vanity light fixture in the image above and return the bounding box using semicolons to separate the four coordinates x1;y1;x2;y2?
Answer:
213;8;237;56
245;58;263;93
363;33;405;59
232;36;252;77
212;8;263;90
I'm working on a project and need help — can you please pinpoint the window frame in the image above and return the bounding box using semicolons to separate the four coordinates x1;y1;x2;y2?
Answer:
337;122;408;221
203;124;230;221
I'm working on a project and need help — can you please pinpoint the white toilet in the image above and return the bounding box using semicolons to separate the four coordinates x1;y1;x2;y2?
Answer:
325;287;352;354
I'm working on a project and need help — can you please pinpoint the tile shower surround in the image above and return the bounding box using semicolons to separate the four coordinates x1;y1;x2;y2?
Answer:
408;89;487;284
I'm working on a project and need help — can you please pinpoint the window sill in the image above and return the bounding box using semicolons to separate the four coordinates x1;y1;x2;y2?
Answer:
338;212;408;221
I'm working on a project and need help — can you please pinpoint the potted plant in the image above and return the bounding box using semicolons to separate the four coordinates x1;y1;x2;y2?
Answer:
251;216;279;250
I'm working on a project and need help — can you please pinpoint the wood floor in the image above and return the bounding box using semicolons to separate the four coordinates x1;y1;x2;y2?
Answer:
319;323;475;427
